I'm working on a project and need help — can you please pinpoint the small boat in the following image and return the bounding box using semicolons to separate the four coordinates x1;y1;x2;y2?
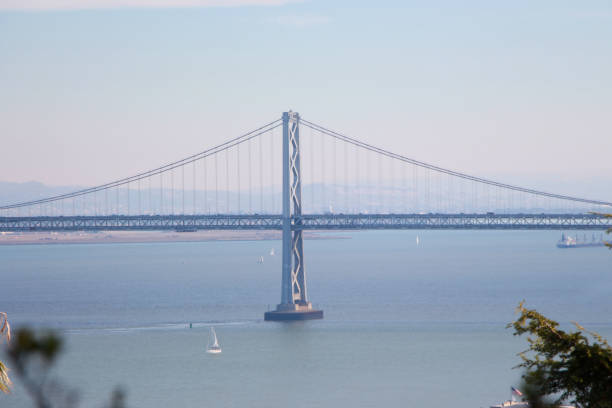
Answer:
258;256;264;264
206;327;222;354
490;401;529;408
416;235;420;245
269;248;275;256
491;401;574;408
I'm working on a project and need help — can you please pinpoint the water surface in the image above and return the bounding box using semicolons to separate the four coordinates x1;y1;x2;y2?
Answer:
1;230;610;407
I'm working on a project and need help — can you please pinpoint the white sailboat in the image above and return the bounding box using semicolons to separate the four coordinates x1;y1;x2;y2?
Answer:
269;248;275;256
258;256;264;264
416;235;420;245
206;327;222;354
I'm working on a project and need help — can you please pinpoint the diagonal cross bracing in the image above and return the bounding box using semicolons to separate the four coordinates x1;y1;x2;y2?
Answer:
279;111;310;309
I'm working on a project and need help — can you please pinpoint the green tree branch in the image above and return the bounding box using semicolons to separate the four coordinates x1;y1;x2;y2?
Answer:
509;302;612;408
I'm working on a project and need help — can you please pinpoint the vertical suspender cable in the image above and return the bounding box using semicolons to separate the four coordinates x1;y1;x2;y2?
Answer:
259;132;264;213
462;178;466;214
160;173;163;215
333;135;337;211
215;153;219;214
378;153;383;213
356;144;360;214
365;147;370;213
425;168;430;212
203;157;208;214
248;137;252;214
402;160;407;213
344;139;348;213
438;171;442;213
237;143;241;214
413;164;418;213
508;187;512;214
226;148;230;213
148;176;152;215
390;157;395;213
472;178;476;213
310;126;314;214
127;182;130;216
321;130;326;212
270;128;275;213
448;174;453;213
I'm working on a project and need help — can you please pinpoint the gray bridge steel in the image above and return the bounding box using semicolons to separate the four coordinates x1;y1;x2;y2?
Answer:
1;213;610;232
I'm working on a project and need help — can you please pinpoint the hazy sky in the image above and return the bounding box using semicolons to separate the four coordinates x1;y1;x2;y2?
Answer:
1;0;611;197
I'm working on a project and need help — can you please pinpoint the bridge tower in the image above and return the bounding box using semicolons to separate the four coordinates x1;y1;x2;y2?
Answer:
264;111;323;321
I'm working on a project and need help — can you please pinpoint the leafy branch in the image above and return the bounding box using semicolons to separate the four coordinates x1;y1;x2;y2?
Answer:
508;302;612;408
0;312;12;394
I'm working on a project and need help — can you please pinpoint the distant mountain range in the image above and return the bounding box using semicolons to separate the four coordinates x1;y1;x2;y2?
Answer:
1;179;609;214
0;181;84;206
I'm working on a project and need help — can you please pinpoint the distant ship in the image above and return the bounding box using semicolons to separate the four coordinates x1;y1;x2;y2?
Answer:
557;233;606;248
269;248;275;256
258;256;264;264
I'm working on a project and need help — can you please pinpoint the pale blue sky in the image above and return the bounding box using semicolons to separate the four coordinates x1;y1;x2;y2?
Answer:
1;0;611;198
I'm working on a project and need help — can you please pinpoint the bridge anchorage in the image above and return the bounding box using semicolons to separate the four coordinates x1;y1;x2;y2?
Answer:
264;111;323;321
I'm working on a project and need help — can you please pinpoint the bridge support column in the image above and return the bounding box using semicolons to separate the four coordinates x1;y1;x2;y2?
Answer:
264;111;323;321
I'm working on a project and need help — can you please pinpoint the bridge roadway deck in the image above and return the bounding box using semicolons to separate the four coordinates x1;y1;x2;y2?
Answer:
1;213;611;232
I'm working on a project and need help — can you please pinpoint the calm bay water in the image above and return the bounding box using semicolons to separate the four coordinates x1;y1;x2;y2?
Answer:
1;230;611;407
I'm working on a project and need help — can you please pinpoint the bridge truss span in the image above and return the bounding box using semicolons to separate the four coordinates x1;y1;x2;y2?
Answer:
1;213;610;232
298;213;612;230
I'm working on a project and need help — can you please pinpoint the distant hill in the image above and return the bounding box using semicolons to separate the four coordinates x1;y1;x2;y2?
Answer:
0;181;83;207
1;178;609;214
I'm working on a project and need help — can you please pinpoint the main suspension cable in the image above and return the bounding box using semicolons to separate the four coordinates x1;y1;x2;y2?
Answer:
301;119;612;207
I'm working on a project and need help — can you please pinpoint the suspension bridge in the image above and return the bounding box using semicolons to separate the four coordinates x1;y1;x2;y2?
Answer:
1;111;611;320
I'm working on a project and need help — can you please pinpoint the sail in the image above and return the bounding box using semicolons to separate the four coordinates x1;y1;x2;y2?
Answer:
209;327;219;348
212;328;219;347
206;327;222;354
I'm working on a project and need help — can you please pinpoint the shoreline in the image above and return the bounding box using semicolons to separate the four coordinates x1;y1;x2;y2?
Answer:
0;230;350;246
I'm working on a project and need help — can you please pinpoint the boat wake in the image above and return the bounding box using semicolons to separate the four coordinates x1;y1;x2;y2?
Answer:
65;320;253;334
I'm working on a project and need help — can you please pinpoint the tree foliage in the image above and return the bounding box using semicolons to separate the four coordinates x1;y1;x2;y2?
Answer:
509;302;612;408
1;312;12;394
6;328;74;408
603;213;612;249
4;327;127;408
